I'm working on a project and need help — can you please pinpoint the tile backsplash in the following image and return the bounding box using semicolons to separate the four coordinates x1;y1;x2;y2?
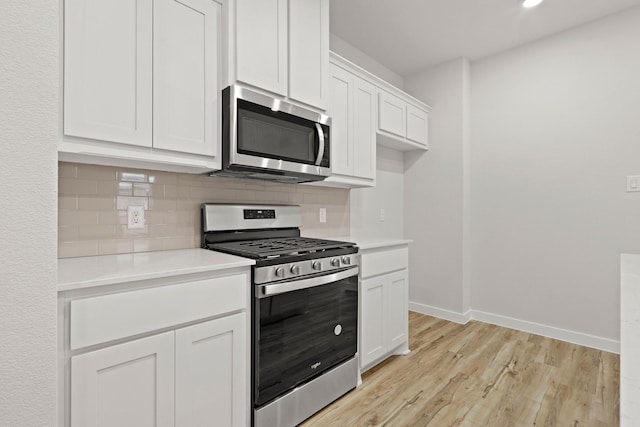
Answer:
58;162;350;258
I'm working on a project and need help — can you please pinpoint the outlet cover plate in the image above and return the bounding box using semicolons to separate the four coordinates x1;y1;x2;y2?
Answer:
127;205;145;229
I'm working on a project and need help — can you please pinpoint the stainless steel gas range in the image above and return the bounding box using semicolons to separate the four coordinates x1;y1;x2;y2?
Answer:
201;204;359;427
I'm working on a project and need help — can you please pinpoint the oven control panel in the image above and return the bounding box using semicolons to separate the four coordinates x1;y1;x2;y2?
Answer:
254;254;358;284
244;209;276;219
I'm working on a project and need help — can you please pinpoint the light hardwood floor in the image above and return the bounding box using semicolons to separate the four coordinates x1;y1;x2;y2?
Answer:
301;311;619;427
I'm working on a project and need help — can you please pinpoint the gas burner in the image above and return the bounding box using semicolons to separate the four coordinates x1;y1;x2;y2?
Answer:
207;237;355;259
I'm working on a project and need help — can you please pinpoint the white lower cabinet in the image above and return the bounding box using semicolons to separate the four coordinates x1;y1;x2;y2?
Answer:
175;314;246;427
71;332;175;427
61;269;250;427
70;314;246;427
359;245;409;371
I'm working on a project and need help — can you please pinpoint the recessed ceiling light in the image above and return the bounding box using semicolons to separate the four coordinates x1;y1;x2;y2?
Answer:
522;0;544;8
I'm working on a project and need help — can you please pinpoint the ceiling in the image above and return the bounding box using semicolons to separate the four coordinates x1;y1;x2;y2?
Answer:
330;0;640;76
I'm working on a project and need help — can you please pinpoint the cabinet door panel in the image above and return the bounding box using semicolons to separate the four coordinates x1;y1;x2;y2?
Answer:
235;0;287;96
406;104;429;147
64;0;152;146
154;0;219;156
361;278;386;368
328;64;352;176
289;0;329;109
176;313;247;427
352;79;376;180
70;332;174;427
386;271;408;350
378;90;406;138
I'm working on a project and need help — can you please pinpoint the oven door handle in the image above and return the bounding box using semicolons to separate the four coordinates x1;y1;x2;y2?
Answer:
257;267;359;298
314;123;325;166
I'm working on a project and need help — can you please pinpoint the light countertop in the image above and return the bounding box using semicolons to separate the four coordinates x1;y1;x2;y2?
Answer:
58;248;254;292
621;254;640;426
328;236;412;251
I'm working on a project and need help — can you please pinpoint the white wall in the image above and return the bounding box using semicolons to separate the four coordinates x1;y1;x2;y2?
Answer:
350;146;405;238
0;0;58;425
470;7;640;343
403;58;471;319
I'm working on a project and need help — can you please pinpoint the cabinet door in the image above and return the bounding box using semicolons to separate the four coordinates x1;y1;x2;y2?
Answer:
360;277;387;368
406;104;429;147
352;78;376;180
154;0;220;156
235;0;287;96
378;90;406;138
385;270;408;350
70;332;175;427
289;0;329;109
64;0;152;146
328;64;353;176
175;313;247;427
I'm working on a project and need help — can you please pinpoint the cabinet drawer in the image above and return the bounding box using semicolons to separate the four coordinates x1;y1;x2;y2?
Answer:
360;247;408;279
70;274;248;350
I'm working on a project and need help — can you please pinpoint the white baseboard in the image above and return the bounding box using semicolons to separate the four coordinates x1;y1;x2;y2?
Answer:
408;302;620;354
470;310;620;354
409;301;472;324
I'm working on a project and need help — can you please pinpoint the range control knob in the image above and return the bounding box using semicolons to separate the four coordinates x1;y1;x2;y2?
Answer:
341;256;351;265
312;261;323;271
330;258;340;267
275;267;285;278
290;264;301;275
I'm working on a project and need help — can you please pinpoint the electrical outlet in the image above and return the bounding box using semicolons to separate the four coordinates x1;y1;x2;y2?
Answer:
127;205;145;229
379;208;385;222
319;207;327;223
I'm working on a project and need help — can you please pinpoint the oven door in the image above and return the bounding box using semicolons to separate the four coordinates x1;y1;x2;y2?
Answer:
254;267;358;407
222;85;331;181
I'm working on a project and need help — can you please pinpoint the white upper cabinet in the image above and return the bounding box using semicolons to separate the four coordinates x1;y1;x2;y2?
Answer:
64;0;153;146
229;0;329;111
378;91;406;139
288;0;329;108
310;56;375;189
377;87;431;151
62;0;222;173
234;0;287;96
153;0;219;156
406;104;429;146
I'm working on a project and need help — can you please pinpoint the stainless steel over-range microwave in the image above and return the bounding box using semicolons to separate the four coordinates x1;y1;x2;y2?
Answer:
211;85;331;183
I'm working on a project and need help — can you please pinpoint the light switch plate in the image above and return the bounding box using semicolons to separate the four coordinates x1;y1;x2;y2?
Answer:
627;175;640;192
319;208;327;223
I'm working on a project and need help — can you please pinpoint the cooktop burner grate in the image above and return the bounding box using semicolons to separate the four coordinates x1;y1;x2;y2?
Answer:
208;237;353;259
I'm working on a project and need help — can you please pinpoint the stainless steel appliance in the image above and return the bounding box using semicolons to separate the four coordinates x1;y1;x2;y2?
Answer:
212;85;331;183
201;204;358;427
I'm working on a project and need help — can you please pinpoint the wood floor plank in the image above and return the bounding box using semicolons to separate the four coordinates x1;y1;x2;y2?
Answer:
300;312;619;427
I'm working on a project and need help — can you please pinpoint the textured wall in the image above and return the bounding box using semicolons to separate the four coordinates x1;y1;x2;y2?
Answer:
0;0;58;425
59;162;350;258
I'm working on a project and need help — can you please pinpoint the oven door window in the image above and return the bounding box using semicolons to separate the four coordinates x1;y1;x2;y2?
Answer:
255;273;357;407
237;99;329;167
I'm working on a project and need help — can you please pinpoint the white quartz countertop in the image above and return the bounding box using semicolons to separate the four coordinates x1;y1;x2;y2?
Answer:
58;248;255;292
621;253;640;426
328;236;412;251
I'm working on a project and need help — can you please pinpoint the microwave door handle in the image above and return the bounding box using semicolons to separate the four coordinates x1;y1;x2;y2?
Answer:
314;123;325;166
